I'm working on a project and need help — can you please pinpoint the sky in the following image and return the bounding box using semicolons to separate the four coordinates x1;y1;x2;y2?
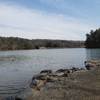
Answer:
0;0;100;40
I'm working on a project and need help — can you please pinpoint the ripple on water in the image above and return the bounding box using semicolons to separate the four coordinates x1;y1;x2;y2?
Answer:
0;80;30;97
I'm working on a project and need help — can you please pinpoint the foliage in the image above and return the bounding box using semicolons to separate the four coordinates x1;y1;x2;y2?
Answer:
85;28;100;48
0;37;84;50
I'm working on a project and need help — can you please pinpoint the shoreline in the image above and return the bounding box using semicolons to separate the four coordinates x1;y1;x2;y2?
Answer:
26;60;100;100
0;60;100;100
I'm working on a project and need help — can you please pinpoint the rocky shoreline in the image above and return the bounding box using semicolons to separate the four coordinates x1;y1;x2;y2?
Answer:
0;60;100;100
27;60;100;100
29;67;85;91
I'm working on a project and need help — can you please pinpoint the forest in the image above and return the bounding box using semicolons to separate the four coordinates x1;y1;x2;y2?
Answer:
85;28;100;48
0;37;84;50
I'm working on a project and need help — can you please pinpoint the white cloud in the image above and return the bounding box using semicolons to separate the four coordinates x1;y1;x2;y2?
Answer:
0;3;97;40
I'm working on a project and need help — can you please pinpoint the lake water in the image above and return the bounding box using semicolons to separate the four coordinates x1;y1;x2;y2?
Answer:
0;48;100;96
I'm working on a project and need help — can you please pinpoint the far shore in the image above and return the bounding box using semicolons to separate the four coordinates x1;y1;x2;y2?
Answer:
0;47;86;52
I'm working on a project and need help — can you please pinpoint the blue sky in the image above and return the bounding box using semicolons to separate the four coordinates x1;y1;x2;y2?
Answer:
0;0;99;40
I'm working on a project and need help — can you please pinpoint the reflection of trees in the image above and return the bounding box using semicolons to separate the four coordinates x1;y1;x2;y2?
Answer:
86;49;100;60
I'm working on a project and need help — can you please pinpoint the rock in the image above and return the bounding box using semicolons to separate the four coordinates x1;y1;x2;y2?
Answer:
30;67;85;91
61;72;68;77
47;74;60;81
32;74;47;80
30;74;49;89
15;97;23;100
40;70;52;74
80;68;85;70
70;67;80;73
30;78;38;88
55;72;65;77
84;61;96;70
36;80;47;90
30;72;60;90
46;76;55;82
56;69;70;73
30;76;47;91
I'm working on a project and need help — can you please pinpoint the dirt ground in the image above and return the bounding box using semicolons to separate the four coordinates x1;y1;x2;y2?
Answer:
26;61;100;100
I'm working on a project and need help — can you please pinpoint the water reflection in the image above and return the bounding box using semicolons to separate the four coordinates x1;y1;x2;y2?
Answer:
86;49;100;60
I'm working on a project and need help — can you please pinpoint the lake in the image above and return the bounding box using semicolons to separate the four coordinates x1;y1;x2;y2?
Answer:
0;48;100;96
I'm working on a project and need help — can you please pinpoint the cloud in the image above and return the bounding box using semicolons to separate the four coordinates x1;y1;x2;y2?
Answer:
0;3;97;40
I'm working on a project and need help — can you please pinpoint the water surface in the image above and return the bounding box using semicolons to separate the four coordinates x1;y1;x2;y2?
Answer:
0;48;100;96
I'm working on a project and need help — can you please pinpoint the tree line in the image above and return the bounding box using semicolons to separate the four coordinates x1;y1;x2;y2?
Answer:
0;37;84;50
85;28;100;48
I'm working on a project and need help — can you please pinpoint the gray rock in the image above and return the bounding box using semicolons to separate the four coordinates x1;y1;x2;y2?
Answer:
40;70;52;74
84;61;96;70
56;69;70;73
70;67;80;73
